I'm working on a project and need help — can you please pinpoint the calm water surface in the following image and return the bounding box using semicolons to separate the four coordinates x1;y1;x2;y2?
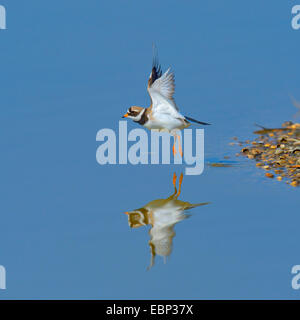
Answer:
0;1;299;299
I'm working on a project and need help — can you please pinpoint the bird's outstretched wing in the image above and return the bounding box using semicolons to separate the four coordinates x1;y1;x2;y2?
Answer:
147;48;179;114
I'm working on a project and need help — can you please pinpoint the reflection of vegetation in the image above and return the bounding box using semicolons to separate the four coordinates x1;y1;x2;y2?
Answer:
207;162;235;168
290;96;300;119
124;173;209;269
253;124;290;135
238;122;300;187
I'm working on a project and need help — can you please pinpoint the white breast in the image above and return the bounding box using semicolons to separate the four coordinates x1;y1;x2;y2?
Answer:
145;114;184;131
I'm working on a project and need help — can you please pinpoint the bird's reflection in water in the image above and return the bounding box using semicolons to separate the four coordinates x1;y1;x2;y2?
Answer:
124;173;209;269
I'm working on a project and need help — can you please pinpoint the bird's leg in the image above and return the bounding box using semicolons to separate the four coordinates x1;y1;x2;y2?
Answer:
176;173;183;198
170;172;177;198
173;172;177;187
172;134;177;156
177;134;183;157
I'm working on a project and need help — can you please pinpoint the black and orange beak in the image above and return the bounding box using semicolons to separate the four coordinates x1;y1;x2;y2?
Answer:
122;113;128;118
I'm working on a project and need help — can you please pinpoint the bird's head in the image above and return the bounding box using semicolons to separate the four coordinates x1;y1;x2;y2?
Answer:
122;106;145;122
124;208;149;228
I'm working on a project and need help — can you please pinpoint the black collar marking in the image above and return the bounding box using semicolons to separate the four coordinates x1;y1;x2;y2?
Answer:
134;111;148;126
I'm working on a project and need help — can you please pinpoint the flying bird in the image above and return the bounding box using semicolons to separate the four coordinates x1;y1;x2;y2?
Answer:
122;47;210;156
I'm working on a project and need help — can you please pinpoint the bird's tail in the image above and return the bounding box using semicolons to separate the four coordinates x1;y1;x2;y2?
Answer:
185;116;211;125
188;202;210;209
